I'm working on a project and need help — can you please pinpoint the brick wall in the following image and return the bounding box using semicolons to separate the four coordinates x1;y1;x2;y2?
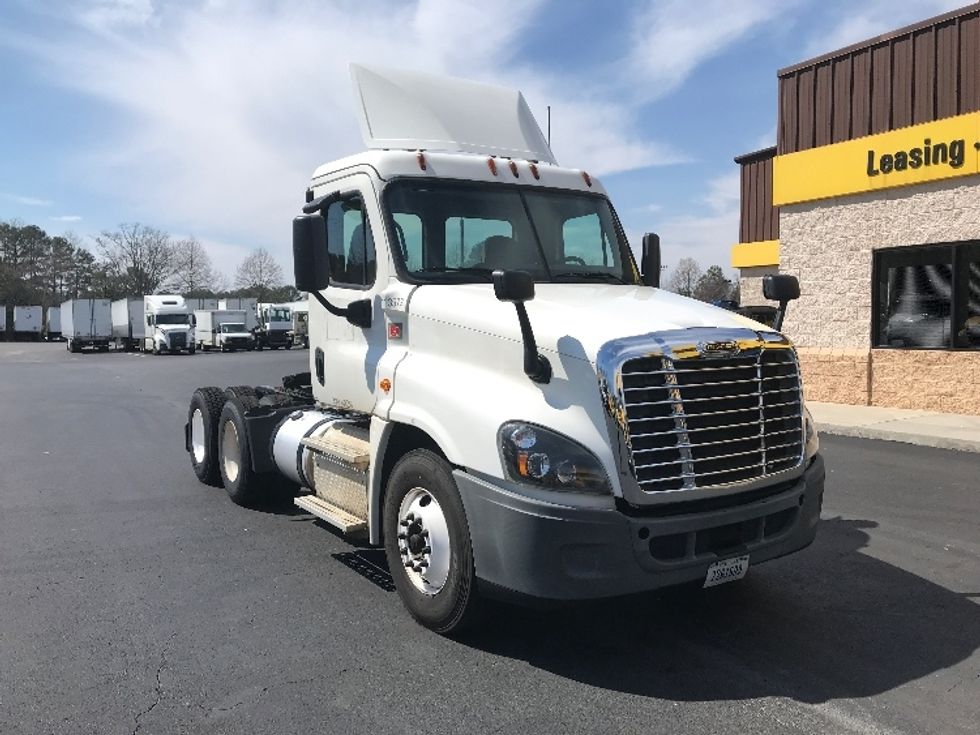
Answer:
796;348;871;406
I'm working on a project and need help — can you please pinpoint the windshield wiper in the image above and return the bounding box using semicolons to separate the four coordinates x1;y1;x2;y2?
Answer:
417;266;494;281
552;271;627;284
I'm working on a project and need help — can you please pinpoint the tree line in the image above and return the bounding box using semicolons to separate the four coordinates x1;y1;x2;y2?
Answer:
665;257;740;304
0;220;297;308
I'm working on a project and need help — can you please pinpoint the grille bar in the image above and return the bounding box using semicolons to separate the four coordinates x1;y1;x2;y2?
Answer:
620;349;804;493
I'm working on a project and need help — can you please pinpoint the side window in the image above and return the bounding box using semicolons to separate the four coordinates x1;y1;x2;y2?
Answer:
393;213;423;271
445;217;513;267
325;195;377;287
562;213;609;266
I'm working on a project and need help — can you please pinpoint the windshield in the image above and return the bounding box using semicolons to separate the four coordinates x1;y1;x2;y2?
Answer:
384;180;639;284
221;323;246;333
268;307;290;321
156;313;189;325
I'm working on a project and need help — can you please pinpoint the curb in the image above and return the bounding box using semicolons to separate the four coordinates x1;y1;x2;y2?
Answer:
813;422;980;454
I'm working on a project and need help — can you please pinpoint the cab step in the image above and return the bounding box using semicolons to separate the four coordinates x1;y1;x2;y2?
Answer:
294;494;367;534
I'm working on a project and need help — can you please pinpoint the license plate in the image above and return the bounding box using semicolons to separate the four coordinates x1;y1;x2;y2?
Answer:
703;555;749;588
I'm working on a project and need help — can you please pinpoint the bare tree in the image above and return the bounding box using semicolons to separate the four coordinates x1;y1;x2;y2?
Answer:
667;257;703;298
96;223;177;295
168;236;217;295
234;248;283;295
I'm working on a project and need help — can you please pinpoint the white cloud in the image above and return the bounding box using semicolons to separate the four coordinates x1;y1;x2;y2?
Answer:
2;193;52;206
629;0;801;100
11;0;688;271
50;215;83;222
803;0;967;59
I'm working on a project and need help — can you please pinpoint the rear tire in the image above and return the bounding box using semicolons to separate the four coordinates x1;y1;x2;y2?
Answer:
218;397;263;507
188;387;225;486
383;449;483;635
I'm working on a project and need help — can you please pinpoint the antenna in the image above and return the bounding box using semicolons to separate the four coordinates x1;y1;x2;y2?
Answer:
547;105;551;146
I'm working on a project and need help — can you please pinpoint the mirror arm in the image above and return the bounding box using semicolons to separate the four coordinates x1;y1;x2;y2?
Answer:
309;291;372;328
772;300;788;331
303;190;341;214
513;303;552;384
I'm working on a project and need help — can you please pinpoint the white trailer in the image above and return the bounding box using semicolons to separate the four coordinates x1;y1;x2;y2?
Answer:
194;309;254;352
45;307;62;341
61;299;112;353
218;298;258;331
184;66;824;635
111;298;145;351
13;305;42;341
144;295;195;355
0;305;6;341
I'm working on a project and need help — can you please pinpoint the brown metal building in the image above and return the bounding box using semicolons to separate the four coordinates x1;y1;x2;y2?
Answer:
734;3;980;414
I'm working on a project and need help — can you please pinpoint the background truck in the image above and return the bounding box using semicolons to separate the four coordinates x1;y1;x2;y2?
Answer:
218;298;257;331
61;299;112;352
143;295;195;355
45;306;62;341
184;66;824;635
13;305;42;341
289;300;309;347
0;304;6;340
195;309;254;352
111;298;145;351
185;298;219;312
255;302;293;350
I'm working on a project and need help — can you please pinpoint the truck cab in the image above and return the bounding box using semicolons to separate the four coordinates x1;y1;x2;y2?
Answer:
144;295;195;355
185;66;824;634
255;303;293;350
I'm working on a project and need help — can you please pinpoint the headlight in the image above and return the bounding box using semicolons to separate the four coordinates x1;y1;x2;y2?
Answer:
804;406;819;463
498;421;610;494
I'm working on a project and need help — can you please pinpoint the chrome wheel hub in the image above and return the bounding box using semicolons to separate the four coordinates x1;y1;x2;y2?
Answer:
222;420;241;484
191;408;206;464
397;487;451;595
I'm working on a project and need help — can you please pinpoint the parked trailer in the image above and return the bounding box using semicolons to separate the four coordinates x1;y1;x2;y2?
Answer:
289;300;309;347
45;306;62;341
0;304;6;341
13;306;42;341
194;309;254;352
184;66;824;635
61;299;112;353
111;298;145;351
185;297;219;312
143;295;195;355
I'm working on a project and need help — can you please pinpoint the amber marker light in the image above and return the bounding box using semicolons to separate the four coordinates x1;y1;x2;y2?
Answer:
508;160;519;177
529;162;540;180
380;378;392;393
581;170;592;187
487;157;498;175
416;151;427;170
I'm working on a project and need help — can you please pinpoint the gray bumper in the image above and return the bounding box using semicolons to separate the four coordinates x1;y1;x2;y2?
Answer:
455;454;825;601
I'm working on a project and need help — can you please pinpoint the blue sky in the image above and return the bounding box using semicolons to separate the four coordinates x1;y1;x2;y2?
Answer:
0;0;968;281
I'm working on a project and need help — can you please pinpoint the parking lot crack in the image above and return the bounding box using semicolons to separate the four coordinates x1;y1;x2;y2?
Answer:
132;635;176;735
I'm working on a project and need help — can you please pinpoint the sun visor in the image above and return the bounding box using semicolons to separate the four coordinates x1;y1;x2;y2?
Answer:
350;64;557;164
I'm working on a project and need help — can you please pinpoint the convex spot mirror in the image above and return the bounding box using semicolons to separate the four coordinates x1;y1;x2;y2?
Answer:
763;274;800;302
492;269;535;303
293;214;329;292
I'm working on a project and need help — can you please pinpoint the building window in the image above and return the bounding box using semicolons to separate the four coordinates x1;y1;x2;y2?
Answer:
874;242;980;350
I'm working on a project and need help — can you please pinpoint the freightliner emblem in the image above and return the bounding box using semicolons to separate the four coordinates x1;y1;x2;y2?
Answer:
699;340;740;358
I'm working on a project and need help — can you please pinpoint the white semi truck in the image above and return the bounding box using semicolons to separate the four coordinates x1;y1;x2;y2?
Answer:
195;309;255;352
255;302;293;350
185;67;824;634
288;300;309;347
143;295;195;355
61;299;112;352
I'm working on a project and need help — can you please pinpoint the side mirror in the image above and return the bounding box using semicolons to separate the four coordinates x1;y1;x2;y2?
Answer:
641;232;661;287
293;214;329;292
492;269;535;303
762;274;800;302
762;274;800;331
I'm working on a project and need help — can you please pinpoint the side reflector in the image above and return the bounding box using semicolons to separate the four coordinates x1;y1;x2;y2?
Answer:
380;378;392;394
388;322;403;339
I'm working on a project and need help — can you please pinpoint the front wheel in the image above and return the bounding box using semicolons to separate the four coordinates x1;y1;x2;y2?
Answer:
383;449;483;635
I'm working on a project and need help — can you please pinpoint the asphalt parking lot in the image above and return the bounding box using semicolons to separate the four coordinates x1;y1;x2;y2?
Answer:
1;341;977;735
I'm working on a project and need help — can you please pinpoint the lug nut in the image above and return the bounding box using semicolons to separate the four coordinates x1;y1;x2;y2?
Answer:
404;560;413;568
397;533;407;540
421;546;431;554
399;519;410;527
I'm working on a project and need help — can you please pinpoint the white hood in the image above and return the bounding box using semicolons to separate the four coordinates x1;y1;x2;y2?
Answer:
408;284;771;362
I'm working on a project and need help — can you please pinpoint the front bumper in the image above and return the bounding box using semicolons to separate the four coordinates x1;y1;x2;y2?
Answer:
455;454;825;601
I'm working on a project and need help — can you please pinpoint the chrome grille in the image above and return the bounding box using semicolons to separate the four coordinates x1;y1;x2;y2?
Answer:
621;349;804;493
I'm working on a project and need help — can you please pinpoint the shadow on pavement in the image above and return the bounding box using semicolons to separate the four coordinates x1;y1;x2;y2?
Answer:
457;517;980;704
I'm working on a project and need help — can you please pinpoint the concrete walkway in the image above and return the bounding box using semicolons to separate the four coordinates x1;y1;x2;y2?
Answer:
809;401;980;453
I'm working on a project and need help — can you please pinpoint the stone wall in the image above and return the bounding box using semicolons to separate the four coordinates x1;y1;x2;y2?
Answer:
738;265;779;307
774;178;980;414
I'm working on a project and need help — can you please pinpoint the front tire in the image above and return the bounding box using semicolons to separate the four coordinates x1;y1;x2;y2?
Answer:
383;449;482;635
188;387;225;486
217;397;263;507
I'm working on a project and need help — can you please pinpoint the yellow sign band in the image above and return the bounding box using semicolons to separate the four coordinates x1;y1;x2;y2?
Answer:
773;111;980;206
731;239;780;268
